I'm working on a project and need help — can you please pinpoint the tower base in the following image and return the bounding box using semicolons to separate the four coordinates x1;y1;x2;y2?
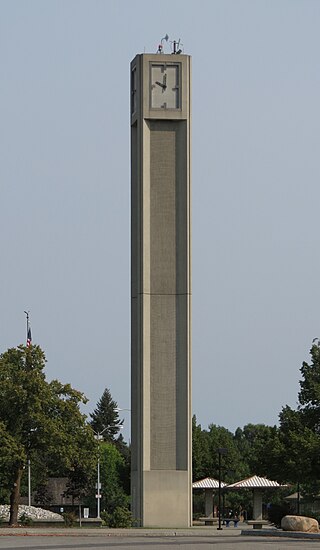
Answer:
132;470;191;527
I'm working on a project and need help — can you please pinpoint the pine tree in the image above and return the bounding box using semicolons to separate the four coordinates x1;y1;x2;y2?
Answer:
90;388;123;441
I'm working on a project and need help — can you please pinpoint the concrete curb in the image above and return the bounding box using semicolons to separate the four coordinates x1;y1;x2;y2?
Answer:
242;528;320;540
0;527;241;538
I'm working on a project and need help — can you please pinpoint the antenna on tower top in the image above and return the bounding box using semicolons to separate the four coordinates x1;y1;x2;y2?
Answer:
170;38;183;54
157;34;169;54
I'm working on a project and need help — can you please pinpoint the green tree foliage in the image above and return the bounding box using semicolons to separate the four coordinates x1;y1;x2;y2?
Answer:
299;342;320;430
192;415;210;481
64;460;97;504
278;406;320;484
277;342;320;486
0;421;24;502
100;442;129;512
90;388;123;441
206;423;245;482
0;345;96;525
192;418;253;515
85;441;129;516
234;423;280;479
114;433;131;495
89;388;130;509
193;418;246;484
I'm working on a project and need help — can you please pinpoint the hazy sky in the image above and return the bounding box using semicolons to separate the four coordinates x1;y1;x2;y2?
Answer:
1;1;320;441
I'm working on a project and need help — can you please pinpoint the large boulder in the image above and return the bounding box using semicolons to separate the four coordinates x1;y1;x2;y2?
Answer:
281;515;319;533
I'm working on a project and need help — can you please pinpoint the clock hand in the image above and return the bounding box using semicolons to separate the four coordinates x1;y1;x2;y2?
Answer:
155;80;166;89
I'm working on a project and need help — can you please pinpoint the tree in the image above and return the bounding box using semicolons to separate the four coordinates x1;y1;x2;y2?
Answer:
99;442;129;513
192;418;248;483
234;423;280;479
192;415;210;481
0;345;97;525
90;388;123;441
192;419;253;516
277;341;320;486
205;423;244;483
277;406;317;483
298;341;320;432
114;433;131;495
0;421;24;503
64;460;96;505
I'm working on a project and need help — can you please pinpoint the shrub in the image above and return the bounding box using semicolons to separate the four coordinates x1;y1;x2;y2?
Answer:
100;510;111;526
62;511;77;527
102;506;133;528
267;503;290;527
19;513;34;526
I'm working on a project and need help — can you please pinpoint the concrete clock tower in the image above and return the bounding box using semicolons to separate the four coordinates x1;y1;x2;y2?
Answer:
130;52;192;527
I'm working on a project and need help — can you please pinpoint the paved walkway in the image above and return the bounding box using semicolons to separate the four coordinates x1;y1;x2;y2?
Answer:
0;523;319;540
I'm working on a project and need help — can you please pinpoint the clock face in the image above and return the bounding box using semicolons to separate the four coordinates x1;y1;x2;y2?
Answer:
150;64;180;109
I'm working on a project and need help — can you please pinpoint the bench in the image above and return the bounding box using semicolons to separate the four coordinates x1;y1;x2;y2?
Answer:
223;517;239;528
199;517;218;526
247;520;269;529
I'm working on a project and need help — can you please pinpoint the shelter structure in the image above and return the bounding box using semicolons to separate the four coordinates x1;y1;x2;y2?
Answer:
193;477;226;518
226;475;285;520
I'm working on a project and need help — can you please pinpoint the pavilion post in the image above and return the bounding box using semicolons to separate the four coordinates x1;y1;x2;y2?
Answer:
205;489;214;517
252;489;263;520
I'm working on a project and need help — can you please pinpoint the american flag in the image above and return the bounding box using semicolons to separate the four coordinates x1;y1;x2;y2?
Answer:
27;326;32;347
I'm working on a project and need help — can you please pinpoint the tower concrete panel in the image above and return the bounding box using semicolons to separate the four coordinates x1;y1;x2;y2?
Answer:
131;53;191;527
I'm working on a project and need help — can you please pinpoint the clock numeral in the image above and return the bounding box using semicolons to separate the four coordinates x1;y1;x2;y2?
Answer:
150;63;180;109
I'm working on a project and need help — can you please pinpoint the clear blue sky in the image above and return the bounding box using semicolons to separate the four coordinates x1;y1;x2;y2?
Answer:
1;1;320;440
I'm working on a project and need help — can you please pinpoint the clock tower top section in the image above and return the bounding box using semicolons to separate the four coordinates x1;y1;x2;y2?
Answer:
130;54;191;124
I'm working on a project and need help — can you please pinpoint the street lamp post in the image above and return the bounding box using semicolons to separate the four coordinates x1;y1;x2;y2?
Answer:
217;448;228;530
94;427;108;519
28;459;31;506
97;451;101;519
94;410;130;519
94;425;124;519
27;428;37;507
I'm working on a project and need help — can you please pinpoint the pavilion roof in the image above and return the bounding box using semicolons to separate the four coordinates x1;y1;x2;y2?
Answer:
226;475;284;489
192;477;226;489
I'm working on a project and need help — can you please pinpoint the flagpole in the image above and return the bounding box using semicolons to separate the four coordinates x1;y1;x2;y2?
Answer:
24;310;32;505
24;311;29;345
